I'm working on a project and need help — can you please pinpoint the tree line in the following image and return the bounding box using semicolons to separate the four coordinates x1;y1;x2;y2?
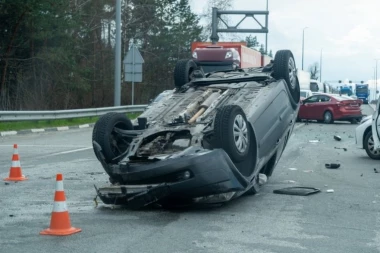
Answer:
0;0;269;110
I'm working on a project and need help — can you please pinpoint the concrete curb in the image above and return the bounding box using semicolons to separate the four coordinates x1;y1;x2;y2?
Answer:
0;123;95;137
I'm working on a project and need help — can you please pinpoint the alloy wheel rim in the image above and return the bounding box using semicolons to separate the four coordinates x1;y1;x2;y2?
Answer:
233;114;248;153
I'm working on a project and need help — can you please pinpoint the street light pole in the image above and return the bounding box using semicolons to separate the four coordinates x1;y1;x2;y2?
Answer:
302;27;308;70
376;59;379;99
320;48;323;82
114;0;121;106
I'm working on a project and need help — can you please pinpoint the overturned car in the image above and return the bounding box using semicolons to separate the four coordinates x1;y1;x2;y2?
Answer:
92;50;301;209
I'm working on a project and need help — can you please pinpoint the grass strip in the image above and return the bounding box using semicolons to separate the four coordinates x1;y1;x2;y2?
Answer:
0;112;141;132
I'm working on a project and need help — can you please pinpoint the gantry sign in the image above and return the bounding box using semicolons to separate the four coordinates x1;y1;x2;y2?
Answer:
210;7;269;52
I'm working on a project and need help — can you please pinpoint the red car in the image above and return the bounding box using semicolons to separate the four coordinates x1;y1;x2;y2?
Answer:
298;94;363;124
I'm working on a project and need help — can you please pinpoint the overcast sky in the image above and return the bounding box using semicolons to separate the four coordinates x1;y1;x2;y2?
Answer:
189;0;380;88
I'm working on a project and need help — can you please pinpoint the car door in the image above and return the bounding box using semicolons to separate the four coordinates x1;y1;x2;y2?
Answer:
299;95;319;119
315;95;331;120
372;99;380;150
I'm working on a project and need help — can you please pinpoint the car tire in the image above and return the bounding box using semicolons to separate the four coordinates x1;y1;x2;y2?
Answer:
364;130;380;160
174;59;197;88
350;119;358;124
273;50;300;103
323;111;334;124
92;112;133;164
213;105;251;163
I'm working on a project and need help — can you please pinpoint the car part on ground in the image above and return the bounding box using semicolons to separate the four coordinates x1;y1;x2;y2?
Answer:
273;187;321;196
91;49;300;209
325;163;340;169
334;135;342;141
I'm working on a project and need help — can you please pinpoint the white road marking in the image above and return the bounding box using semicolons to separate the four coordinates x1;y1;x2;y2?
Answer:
44;147;93;157
31;129;45;133
0;131;17;136
79;124;90;128
57;126;69;131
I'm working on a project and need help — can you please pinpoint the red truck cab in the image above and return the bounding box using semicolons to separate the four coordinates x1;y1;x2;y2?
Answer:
191;42;266;73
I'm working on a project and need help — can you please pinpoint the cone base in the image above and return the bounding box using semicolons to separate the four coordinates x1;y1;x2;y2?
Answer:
4;176;27;181
40;227;81;236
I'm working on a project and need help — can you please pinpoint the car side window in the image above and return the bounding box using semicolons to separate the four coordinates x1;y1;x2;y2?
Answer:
304;96;318;103
319;95;330;102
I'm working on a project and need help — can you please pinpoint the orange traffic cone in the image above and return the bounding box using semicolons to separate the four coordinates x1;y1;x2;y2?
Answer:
40;174;81;236
4;144;27;181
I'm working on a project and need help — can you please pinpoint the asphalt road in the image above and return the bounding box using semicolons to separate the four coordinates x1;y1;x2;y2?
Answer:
1;105;379;253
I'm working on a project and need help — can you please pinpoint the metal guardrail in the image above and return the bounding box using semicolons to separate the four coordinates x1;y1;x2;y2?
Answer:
0;105;148;122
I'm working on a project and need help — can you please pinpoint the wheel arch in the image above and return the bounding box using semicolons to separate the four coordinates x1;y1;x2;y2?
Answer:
363;126;372;149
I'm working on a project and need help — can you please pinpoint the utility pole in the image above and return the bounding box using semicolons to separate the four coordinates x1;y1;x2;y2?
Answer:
302;27;308;70
114;0;121;106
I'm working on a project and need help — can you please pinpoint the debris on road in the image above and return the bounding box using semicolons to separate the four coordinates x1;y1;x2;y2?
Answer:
325;163;341;169
303;170;314;173
374;168;379;173
273;187;320;196
333;135;342;141
288;168;298;171
309;140;319;143
334;147;347;151
361;174;363;177
283;180;297;184
326;189;334;193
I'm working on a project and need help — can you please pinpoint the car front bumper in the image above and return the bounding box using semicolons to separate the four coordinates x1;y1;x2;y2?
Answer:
94;146;252;209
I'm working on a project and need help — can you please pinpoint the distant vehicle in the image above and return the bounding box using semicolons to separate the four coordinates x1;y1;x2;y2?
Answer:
191;42;271;73
310;80;323;92
298;93;363;124
355;83;370;104
355;115;380;159
339;85;353;96
300;89;313;100
298;70;311;90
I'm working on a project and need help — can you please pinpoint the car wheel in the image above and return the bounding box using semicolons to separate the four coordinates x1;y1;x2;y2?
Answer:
273;50;300;103
364;130;380;160
214;105;251;163
323;111;334;124
350;119;358;124
173;59;197;88
92;112;133;164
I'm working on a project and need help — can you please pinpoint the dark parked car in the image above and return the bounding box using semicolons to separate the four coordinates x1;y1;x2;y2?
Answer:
298;94;363;124
92;50;301;209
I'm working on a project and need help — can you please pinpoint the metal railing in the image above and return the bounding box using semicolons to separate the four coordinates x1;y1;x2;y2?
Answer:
0;105;148;122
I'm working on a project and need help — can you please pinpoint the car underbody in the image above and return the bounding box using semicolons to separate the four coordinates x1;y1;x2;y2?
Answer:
92;50;301;209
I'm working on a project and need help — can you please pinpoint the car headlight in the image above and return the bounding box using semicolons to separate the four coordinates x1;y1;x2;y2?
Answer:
225;51;233;58
192;52;197;59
